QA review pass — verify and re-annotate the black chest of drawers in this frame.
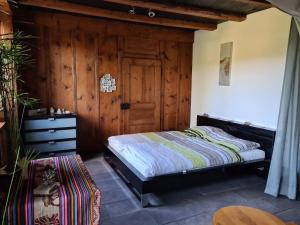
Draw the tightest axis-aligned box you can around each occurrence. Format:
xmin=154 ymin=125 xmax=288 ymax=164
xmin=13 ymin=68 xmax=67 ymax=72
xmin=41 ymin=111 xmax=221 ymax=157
xmin=23 ymin=114 xmax=77 ymax=157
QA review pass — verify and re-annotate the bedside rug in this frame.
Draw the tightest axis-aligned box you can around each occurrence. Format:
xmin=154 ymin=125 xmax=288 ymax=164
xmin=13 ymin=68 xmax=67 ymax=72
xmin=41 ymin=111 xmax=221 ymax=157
xmin=7 ymin=155 xmax=100 ymax=225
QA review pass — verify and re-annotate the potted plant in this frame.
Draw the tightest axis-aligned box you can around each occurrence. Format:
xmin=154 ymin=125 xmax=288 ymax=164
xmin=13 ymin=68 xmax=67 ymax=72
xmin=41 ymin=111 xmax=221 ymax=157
xmin=0 ymin=31 xmax=38 ymax=225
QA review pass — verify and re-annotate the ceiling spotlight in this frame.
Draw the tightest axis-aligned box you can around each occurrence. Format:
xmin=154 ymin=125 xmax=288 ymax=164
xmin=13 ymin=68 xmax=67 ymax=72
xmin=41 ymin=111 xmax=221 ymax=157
xmin=148 ymin=9 xmax=155 ymax=18
xmin=129 ymin=7 xmax=135 ymax=15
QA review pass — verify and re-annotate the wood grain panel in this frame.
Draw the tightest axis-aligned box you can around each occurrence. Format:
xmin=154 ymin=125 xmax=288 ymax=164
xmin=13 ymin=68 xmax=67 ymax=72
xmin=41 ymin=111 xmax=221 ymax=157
xmin=178 ymin=42 xmax=193 ymax=130
xmin=15 ymin=9 xmax=193 ymax=153
xmin=129 ymin=65 xmax=143 ymax=103
xmin=122 ymin=58 xmax=161 ymax=134
xmin=144 ymin=65 xmax=156 ymax=102
xmin=0 ymin=122 xmax=8 ymax=166
xmin=19 ymin=0 xmax=217 ymax=30
xmin=16 ymin=10 xmax=194 ymax=43
xmin=75 ymin=31 xmax=99 ymax=152
xmin=0 ymin=0 xmax=12 ymax=34
xmin=103 ymin=0 xmax=247 ymax=22
xmin=0 ymin=1 xmax=12 ymax=165
xmin=47 ymin=27 xmax=61 ymax=108
xmin=17 ymin=25 xmax=49 ymax=107
xmin=160 ymin=41 xmax=180 ymax=131
xmin=60 ymin=30 xmax=74 ymax=111
xmin=35 ymin=27 xmax=50 ymax=106
xmin=47 ymin=28 xmax=74 ymax=110
xmin=124 ymin=37 xmax=160 ymax=56
xmin=98 ymin=35 xmax=121 ymax=144
xmin=213 ymin=206 xmax=286 ymax=225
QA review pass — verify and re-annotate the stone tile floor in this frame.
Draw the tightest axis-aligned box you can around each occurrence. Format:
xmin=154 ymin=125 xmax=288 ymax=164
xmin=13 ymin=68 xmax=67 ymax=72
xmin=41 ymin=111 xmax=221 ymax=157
xmin=84 ymin=155 xmax=300 ymax=225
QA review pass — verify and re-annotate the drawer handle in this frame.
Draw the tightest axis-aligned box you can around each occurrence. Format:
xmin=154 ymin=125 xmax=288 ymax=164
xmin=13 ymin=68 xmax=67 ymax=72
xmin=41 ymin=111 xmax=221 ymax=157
xmin=48 ymin=118 xmax=55 ymax=121
xmin=48 ymin=141 xmax=56 ymax=145
xmin=48 ymin=129 xmax=55 ymax=133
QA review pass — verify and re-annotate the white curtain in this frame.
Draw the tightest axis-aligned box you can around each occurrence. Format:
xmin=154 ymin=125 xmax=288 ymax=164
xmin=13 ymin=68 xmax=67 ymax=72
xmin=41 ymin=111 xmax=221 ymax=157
xmin=296 ymin=18 xmax=300 ymax=33
xmin=264 ymin=19 xmax=300 ymax=200
xmin=265 ymin=0 xmax=300 ymax=199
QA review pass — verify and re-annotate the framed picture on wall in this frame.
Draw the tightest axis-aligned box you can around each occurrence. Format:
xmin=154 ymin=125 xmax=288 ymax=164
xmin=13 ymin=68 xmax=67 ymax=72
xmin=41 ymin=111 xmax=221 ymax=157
xmin=219 ymin=42 xmax=233 ymax=86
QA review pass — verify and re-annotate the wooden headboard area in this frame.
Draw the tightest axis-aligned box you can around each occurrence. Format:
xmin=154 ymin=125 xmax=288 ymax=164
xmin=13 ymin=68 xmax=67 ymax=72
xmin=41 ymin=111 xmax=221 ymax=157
xmin=197 ymin=115 xmax=276 ymax=160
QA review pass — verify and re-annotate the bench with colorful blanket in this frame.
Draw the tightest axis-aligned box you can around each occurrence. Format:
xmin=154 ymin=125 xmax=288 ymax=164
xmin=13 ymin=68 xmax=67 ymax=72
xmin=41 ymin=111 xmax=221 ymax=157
xmin=7 ymin=155 xmax=100 ymax=225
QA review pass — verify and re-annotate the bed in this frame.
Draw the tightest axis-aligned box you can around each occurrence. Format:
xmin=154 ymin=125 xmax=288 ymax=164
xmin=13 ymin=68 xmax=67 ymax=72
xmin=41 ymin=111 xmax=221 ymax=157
xmin=104 ymin=115 xmax=276 ymax=207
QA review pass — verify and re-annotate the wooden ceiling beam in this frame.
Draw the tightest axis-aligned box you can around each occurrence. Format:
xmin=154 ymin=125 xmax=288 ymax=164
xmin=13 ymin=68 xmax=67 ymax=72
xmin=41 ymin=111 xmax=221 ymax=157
xmin=17 ymin=0 xmax=217 ymax=30
xmin=103 ymin=0 xmax=246 ymax=22
xmin=232 ymin=0 xmax=272 ymax=7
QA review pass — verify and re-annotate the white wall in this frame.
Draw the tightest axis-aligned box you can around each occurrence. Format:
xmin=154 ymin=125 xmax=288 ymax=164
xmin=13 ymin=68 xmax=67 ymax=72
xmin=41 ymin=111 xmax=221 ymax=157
xmin=191 ymin=8 xmax=291 ymax=129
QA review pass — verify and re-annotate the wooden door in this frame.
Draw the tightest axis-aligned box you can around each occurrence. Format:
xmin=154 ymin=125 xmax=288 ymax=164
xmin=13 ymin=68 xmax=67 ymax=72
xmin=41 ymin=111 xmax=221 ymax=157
xmin=122 ymin=58 xmax=162 ymax=134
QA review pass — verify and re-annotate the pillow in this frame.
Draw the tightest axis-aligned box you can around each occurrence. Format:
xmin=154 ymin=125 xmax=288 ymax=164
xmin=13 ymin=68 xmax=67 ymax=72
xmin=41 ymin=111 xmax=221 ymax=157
xmin=184 ymin=126 xmax=260 ymax=152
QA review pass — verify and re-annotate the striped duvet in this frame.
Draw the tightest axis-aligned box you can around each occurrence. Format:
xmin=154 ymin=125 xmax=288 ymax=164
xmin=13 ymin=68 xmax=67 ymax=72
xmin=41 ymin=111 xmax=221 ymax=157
xmin=108 ymin=131 xmax=243 ymax=178
xmin=184 ymin=126 xmax=261 ymax=152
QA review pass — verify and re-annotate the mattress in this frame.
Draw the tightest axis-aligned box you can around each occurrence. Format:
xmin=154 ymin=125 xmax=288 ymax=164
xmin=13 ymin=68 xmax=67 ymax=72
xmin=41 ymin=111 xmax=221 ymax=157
xmin=108 ymin=131 xmax=265 ymax=178
xmin=240 ymin=149 xmax=265 ymax=161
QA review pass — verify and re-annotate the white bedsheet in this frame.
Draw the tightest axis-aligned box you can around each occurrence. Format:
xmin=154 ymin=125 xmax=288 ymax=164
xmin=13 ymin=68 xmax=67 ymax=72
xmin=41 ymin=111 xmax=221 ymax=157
xmin=239 ymin=149 xmax=265 ymax=161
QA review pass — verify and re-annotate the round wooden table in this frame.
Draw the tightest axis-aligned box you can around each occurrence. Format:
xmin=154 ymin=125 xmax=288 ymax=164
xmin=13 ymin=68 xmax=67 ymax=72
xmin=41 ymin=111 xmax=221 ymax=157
xmin=213 ymin=206 xmax=287 ymax=225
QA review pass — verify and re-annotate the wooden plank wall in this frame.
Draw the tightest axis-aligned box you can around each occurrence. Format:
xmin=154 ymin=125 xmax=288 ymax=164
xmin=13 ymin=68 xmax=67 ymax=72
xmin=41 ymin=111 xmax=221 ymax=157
xmin=14 ymin=10 xmax=193 ymax=153
xmin=0 ymin=0 xmax=12 ymax=35
xmin=0 ymin=0 xmax=12 ymax=165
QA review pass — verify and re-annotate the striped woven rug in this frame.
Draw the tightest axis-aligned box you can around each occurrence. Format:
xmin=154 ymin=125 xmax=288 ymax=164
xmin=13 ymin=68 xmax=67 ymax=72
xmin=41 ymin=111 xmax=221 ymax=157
xmin=7 ymin=155 xmax=100 ymax=225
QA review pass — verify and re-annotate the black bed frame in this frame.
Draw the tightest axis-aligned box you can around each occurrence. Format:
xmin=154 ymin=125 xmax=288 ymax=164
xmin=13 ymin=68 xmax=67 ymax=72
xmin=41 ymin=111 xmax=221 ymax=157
xmin=104 ymin=115 xmax=276 ymax=207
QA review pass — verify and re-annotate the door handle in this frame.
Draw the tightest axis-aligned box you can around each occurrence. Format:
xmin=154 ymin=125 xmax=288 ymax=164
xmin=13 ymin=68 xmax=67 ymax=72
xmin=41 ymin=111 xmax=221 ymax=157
xmin=121 ymin=103 xmax=130 ymax=110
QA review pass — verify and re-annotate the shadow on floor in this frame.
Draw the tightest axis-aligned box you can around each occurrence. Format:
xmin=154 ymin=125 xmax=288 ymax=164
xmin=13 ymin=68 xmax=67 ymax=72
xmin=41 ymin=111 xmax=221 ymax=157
xmin=84 ymin=155 xmax=300 ymax=225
